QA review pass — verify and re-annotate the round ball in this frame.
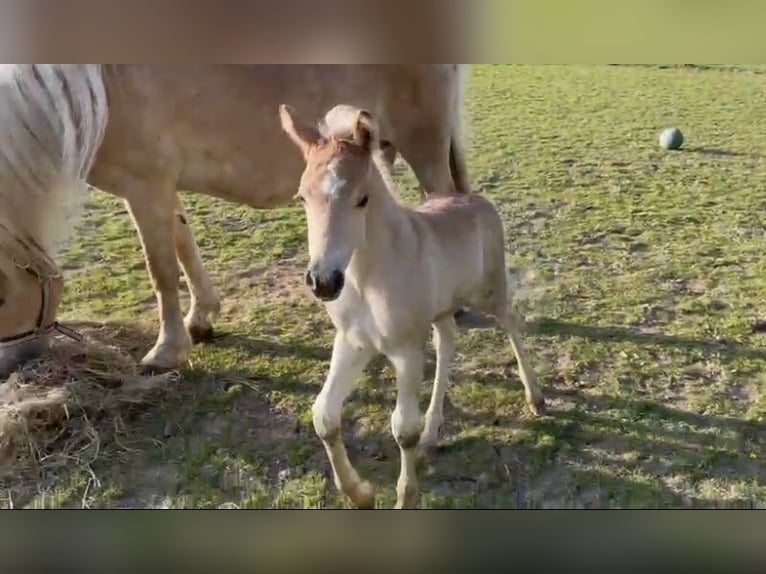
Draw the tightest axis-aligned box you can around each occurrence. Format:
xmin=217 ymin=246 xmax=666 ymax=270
xmin=659 ymin=128 xmax=684 ymax=150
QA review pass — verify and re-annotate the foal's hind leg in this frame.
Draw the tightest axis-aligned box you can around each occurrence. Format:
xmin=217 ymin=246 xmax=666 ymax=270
xmin=124 ymin=194 xmax=192 ymax=372
xmin=420 ymin=317 xmax=456 ymax=448
xmin=173 ymin=196 xmax=221 ymax=342
xmin=313 ymin=333 xmax=376 ymax=509
xmin=495 ymin=305 xmax=546 ymax=417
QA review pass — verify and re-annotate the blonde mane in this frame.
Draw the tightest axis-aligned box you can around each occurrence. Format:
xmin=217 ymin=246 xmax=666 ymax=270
xmin=320 ymin=104 xmax=400 ymax=200
xmin=0 ymin=65 xmax=108 ymax=284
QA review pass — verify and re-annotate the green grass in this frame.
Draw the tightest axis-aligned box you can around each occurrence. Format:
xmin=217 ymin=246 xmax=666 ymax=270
xmin=3 ymin=65 xmax=765 ymax=508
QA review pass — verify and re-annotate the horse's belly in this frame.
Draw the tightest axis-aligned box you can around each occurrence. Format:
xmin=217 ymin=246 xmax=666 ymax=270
xmin=178 ymin=146 xmax=303 ymax=209
xmin=163 ymin=65 xmax=393 ymax=207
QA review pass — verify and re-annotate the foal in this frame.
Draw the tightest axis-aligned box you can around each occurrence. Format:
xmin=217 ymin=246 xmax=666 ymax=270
xmin=280 ymin=104 xmax=546 ymax=509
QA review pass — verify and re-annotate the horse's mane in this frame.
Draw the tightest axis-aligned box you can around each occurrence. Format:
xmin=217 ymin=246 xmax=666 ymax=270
xmin=0 ymin=64 xmax=108 ymax=283
xmin=320 ymin=104 xmax=400 ymax=200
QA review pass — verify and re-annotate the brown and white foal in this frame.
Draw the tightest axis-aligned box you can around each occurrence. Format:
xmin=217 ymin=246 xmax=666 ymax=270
xmin=280 ymin=103 xmax=545 ymax=509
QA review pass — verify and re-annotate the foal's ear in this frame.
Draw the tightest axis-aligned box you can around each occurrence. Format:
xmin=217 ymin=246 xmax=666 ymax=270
xmin=354 ymin=109 xmax=378 ymax=152
xmin=279 ymin=104 xmax=322 ymax=159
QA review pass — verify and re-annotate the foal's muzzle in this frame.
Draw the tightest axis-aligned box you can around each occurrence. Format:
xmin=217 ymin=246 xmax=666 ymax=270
xmin=305 ymin=268 xmax=345 ymax=302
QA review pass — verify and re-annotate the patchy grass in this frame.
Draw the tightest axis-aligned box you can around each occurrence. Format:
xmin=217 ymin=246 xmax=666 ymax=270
xmin=2 ymin=65 xmax=765 ymax=508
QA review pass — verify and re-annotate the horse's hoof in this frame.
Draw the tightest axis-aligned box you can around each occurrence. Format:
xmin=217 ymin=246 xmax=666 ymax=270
xmin=139 ymin=363 xmax=175 ymax=377
xmin=139 ymin=350 xmax=183 ymax=376
xmin=188 ymin=324 xmax=215 ymax=344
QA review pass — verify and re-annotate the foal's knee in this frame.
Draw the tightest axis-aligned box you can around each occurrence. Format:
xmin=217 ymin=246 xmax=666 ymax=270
xmin=391 ymin=408 xmax=422 ymax=451
xmin=312 ymin=394 xmax=341 ymax=443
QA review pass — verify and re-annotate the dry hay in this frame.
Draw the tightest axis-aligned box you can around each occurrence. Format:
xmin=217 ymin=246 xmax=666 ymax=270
xmin=0 ymin=323 xmax=178 ymax=483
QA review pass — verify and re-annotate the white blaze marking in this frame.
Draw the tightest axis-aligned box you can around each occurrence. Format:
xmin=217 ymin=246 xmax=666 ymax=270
xmin=321 ymin=164 xmax=347 ymax=198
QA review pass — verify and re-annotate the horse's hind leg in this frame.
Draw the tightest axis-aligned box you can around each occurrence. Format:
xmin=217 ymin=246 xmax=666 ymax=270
xmin=173 ymin=196 xmax=221 ymax=342
xmin=379 ymin=140 xmax=398 ymax=167
xmin=420 ymin=316 xmax=456 ymax=448
xmin=394 ymin=123 xmax=452 ymax=201
xmin=124 ymin=191 xmax=192 ymax=372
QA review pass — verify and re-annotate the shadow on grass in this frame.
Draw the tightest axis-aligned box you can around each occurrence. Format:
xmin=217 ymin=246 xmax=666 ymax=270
xmin=607 ymin=64 xmax=766 ymax=76
xmin=203 ymin=317 xmax=764 ymax=508
xmin=531 ymin=318 xmax=766 ymax=362
xmin=438 ymin=381 xmax=763 ymax=508
xmin=6 ymin=318 xmax=761 ymax=508
xmin=683 ymin=146 xmax=753 ymax=158
xmin=209 ymin=330 xmax=332 ymax=362
xmin=1 ymin=319 xmax=322 ymax=507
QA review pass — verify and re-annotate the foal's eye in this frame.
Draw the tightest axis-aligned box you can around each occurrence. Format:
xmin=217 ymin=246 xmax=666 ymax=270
xmin=356 ymin=196 xmax=369 ymax=208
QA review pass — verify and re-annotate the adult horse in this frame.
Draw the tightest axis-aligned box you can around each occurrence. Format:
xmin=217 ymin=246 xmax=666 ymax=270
xmin=0 ymin=65 xmax=470 ymax=375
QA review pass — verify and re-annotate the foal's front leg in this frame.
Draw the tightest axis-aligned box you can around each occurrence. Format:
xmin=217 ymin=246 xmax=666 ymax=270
xmin=388 ymin=345 xmax=426 ymax=509
xmin=313 ymin=333 xmax=375 ymax=509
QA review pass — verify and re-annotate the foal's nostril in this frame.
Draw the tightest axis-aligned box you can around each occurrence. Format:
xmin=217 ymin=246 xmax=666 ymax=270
xmin=305 ymin=270 xmax=317 ymax=291
xmin=331 ymin=270 xmax=345 ymax=294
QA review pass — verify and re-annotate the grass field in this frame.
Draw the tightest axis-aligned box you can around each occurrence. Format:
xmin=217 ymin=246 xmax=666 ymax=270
xmin=2 ymin=64 xmax=765 ymax=508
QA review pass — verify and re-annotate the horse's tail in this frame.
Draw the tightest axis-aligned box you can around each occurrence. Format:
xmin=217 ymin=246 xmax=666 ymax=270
xmin=448 ymin=64 xmax=471 ymax=195
xmin=0 ymin=64 xmax=108 ymax=262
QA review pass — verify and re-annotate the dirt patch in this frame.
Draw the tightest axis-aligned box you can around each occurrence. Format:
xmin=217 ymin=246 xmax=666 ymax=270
xmin=224 ymin=259 xmax=311 ymax=318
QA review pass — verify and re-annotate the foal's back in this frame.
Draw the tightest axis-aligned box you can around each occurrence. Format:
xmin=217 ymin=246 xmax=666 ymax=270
xmin=409 ymin=192 xmax=507 ymax=312
xmin=415 ymin=192 xmax=505 ymax=259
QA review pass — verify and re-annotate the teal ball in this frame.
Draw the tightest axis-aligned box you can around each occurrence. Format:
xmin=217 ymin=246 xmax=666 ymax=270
xmin=659 ymin=128 xmax=684 ymax=150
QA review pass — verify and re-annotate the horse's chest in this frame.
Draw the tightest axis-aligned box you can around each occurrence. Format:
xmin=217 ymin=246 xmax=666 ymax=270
xmin=327 ymin=295 xmax=397 ymax=352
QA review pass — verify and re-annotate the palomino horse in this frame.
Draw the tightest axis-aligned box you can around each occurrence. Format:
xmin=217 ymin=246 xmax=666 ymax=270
xmin=279 ymin=103 xmax=546 ymax=509
xmin=0 ymin=65 xmax=470 ymax=376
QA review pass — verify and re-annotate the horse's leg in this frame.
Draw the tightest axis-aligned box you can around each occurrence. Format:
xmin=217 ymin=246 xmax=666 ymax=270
xmin=124 ymin=192 xmax=192 ymax=372
xmin=388 ymin=344 xmax=426 ymax=509
xmin=173 ymin=195 xmax=221 ymax=343
xmin=396 ymin=131 xmax=452 ymax=201
xmin=494 ymin=304 xmax=546 ymax=417
xmin=313 ymin=333 xmax=375 ymax=509
xmin=420 ymin=316 xmax=456 ymax=448
xmin=379 ymin=141 xmax=398 ymax=167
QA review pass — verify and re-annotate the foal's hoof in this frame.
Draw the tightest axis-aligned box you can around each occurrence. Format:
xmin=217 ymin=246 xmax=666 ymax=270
xmin=351 ymin=481 xmax=376 ymax=509
xmin=419 ymin=423 xmax=443 ymax=451
xmin=528 ymin=398 xmax=547 ymax=417
xmin=188 ymin=324 xmax=215 ymax=344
